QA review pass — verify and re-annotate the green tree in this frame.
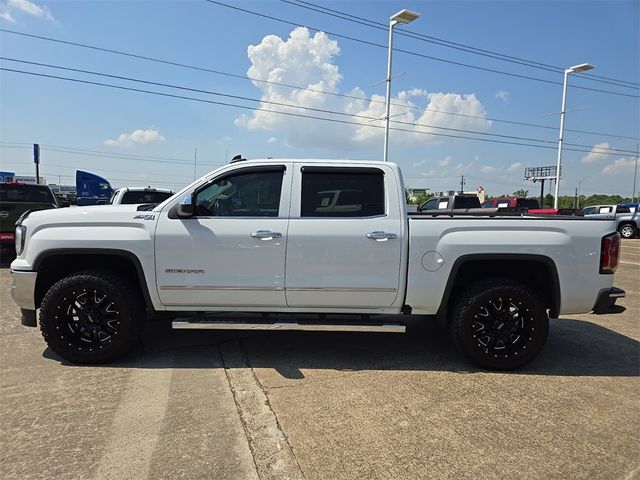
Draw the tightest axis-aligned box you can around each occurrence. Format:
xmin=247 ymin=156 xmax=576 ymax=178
xmin=512 ymin=189 xmax=529 ymax=197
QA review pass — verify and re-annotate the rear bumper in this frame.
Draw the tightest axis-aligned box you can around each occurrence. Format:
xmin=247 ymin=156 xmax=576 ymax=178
xmin=592 ymin=287 xmax=626 ymax=314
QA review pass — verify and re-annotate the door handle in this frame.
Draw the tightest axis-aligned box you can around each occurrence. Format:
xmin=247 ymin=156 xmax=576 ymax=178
xmin=366 ymin=231 xmax=397 ymax=241
xmin=251 ymin=230 xmax=283 ymax=240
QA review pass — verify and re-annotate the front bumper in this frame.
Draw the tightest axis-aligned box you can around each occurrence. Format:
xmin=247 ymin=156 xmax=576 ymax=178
xmin=11 ymin=270 xmax=37 ymax=326
xmin=592 ymin=287 xmax=626 ymax=314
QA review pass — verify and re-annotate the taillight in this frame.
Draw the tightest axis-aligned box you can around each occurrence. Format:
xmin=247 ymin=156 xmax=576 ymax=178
xmin=600 ymin=232 xmax=620 ymax=274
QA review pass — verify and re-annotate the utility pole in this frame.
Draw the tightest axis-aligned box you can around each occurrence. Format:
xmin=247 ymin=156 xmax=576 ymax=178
xmin=633 ymin=143 xmax=639 ymax=202
xmin=460 ymin=174 xmax=465 ymax=194
xmin=574 ymin=187 xmax=578 ymax=209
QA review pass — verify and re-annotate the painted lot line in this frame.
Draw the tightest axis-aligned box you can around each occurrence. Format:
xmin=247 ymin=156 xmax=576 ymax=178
xmin=620 ymin=261 xmax=640 ymax=266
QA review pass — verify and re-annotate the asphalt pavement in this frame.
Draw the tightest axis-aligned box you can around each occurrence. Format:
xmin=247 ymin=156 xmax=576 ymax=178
xmin=1 ymin=241 xmax=638 ymax=480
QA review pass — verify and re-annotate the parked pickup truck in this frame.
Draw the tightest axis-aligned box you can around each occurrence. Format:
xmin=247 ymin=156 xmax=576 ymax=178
xmin=107 ymin=187 xmax=174 ymax=205
xmin=418 ymin=194 xmax=480 ymax=212
xmin=482 ymin=197 xmax=582 ymax=216
xmin=10 ymin=160 xmax=625 ymax=370
xmin=1 ymin=182 xmax=63 ymax=253
xmin=583 ymin=204 xmax=639 ymax=239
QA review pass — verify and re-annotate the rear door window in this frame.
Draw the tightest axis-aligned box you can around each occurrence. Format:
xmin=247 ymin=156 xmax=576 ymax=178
xmin=301 ymin=168 xmax=384 ymax=217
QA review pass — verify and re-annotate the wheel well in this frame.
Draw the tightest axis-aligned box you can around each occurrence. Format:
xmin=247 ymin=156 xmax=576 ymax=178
xmin=34 ymin=252 xmax=152 ymax=311
xmin=441 ymin=257 xmax=560 ymax=318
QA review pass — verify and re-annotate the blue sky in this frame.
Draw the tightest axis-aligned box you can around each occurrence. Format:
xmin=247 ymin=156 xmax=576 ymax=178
xmin=0 ymin=0 xmax=638 ymax=198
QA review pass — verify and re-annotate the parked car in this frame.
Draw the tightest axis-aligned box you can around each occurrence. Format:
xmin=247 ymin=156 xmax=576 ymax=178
xmin=11 ymin=159 xmax=624 ymax=370
xmin=0 ymin=182 xmax=64 ymax=253
xmin=583 ymin=204 xmax=639 ymax=238
xmin=108 ymin=187 xmax=174 ymax=205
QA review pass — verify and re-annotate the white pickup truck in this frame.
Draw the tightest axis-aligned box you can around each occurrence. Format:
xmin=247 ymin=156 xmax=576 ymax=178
xmin=10 ymin=159 xmax=625 ymax=370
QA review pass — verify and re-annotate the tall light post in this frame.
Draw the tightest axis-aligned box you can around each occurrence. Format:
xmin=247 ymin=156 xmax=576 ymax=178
xmin=383 ymin=9 xmax=420 ymax=162
xmin=553 ymin=62 xmax=594 ymax=208
xmin=576 ymin=175 xmax=589 ymax=209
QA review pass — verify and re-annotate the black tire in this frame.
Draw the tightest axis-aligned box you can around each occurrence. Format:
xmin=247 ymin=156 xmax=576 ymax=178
xmin=619 ymin=223 xmax=637 ymax=239
xmin=450 ymin=278 xmax=549 ymax=370
xmin=39 ymin=270 xmax=145 ymax=364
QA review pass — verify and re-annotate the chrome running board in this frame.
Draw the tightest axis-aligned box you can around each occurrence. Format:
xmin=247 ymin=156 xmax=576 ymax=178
xmin=172 ymin=318 xmax=406 ymax=333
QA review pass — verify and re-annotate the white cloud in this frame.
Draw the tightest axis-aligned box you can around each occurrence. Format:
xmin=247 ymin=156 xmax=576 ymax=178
xmin=236 ymin=27 xmax=492 ymax=150
xmin=507 ymin=162 xmax=523 ymax=172
xmin=216 ymin=136 xmax=232 ymax=145
xmin=267 ymin=136 xmax=277 ymax=144
xmin=0 ymin=8 xmax=15 ymax=22
xmin=438 ymin=156 xmax=452 ymax=166
xmin=413 ymin=159 xmax=428 ymax=167
xmin=481 ymin=165 xmax=497 ymax=173
xmin=581 ymin=142 xmax=611 ymax=163
xmin=601 ymin=157 xmax=635 ymax=175
xmin=7 ymin=0 xmax=54 ymax=20
xmin=104 ymin=128 xmax=166 ymax=147
xmin=495 ymin=89 xmax=509 ymax=103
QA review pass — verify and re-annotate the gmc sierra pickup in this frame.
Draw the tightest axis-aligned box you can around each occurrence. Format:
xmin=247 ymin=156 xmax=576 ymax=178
xmin=10 ymin=160 xmax=625 ymax=370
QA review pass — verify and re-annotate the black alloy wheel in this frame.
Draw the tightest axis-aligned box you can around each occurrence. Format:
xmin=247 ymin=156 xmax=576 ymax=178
xmin=55 ymin=288 xmax=120 ymax=352
xmin=450 ymin=278 xmax=549 ymax=370
xmin=40 ymin=271 xmax=144 ymax=364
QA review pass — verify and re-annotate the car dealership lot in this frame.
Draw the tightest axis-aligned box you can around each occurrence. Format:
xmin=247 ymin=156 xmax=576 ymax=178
xmin=1 ymin=242 xmax=638 ymax=480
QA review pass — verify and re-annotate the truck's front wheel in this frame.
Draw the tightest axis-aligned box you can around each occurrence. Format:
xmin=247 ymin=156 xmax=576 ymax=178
xmin=39 ymin=271 xmax=144 ymax=364
xmin=450 ymin=278 xmax=549 ymax=370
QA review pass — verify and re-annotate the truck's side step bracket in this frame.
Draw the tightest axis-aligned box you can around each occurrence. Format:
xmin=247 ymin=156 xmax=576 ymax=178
xmin=172 ymin=319 xmax=406 ymax=333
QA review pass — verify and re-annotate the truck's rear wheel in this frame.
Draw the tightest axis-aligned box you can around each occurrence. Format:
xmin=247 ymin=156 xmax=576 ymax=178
xmin=40 ymin=271 xmax=144 ymax=364
xmin=450 ymin=278 xmax=548 ymax=370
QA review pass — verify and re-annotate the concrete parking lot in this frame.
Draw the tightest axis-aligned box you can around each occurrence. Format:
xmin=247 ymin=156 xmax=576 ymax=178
xmin=1 ymin=241 xmax=638 ymax=480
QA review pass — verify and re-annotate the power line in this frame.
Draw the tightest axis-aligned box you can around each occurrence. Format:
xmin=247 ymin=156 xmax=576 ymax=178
xmin=2 ymin=59 xmax=637 ymax=157
xmin=1 ymin=159 xmax=197 ymax=180
xmin=1 ymin=30 xmax=636 ymax=141
xmin=283 ymin=0 xmax=640 ymax=89
xmin=203 ymin=0 xmax=639 ymax=99
xmin=2 ymin=66 xmax=634 ymax=160
xmin=0 ymin=57 xmax=566 ymax=147
xmin=0 ymin=141 xmax=223 ymax=167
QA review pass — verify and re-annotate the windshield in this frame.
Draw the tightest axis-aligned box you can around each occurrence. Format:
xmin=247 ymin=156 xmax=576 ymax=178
xmin=0 ymin=184 xmax=56 ymax=204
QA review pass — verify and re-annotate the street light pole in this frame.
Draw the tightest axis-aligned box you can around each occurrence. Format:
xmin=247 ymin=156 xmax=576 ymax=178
xmin=576 ymin=176 xmax=589 ymax=209
xmin=553 ymin=63 xmax=594 ymax=209
xmin=383 ymin=9 xmax=419 ymax=163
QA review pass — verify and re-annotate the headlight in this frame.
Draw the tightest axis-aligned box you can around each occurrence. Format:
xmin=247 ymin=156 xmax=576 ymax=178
xmin=15 ymin=225 xmax=26 ymax=256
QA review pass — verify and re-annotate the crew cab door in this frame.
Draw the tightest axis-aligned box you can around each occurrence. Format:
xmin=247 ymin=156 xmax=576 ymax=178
xmin=155 ymin=164 xmax=291 ymax=308
xmin=285 ymin=165 xmax=404 ymax=309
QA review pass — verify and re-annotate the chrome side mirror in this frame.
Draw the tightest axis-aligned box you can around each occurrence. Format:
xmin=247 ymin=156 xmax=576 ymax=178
xmin=176 ymin=195 xmax=193 ymax=218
